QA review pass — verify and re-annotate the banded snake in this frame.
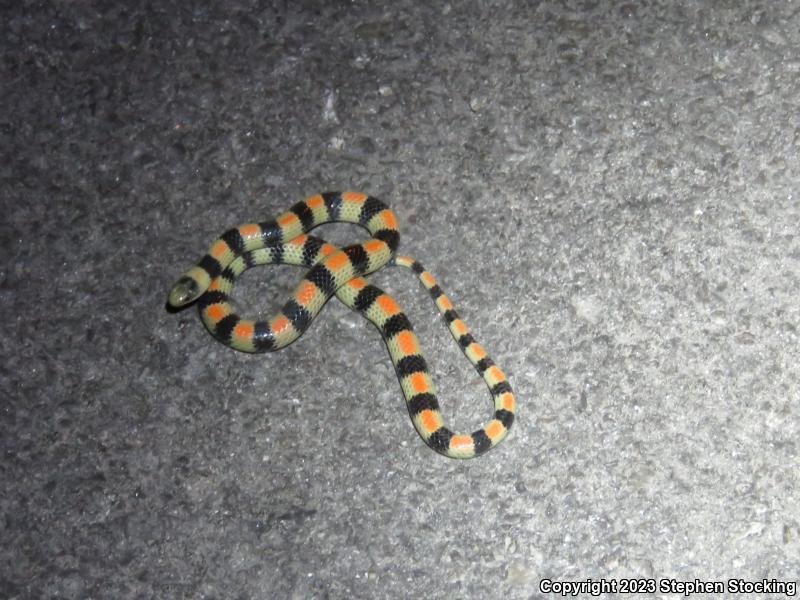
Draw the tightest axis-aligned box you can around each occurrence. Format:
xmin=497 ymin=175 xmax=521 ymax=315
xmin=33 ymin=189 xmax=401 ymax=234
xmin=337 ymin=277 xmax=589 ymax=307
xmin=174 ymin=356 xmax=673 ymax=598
xmin=167 ymin=191 xmax=515 ymax=458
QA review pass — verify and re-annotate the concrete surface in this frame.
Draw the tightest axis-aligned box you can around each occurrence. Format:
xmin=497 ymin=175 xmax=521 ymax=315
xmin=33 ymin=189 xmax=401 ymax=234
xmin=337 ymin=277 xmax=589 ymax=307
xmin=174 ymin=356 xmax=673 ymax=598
xmin=2 ymin=1 xmax=799 ymax=598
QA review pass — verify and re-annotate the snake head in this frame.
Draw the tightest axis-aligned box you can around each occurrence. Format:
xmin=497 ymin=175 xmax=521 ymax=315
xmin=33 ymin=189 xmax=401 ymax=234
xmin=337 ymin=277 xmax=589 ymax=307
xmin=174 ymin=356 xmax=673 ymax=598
xmin=167 ymin=276 xmax=199 ymax=309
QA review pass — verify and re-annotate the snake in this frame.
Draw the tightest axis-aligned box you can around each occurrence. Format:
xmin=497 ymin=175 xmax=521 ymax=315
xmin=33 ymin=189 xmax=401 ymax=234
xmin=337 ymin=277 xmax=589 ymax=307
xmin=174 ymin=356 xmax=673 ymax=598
xmin=167 ymin=191 xmax=515 ymax=458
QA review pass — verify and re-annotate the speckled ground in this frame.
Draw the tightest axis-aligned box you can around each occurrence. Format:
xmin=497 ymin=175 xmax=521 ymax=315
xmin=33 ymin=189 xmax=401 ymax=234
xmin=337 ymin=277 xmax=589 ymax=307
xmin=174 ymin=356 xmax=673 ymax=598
xmin=2 ymin=2 xmax=799 ymax=599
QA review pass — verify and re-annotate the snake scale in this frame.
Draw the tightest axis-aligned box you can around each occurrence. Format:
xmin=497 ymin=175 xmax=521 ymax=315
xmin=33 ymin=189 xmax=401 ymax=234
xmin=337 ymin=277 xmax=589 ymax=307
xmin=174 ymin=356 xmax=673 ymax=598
xmin=167 ymin=191 xmax=515 ymax=458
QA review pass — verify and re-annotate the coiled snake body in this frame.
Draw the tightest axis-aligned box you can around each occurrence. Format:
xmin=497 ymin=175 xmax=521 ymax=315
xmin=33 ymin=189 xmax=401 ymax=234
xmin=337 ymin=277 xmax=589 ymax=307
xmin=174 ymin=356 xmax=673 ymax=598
xmin=167 ymin=191 xmax=515 ymax=458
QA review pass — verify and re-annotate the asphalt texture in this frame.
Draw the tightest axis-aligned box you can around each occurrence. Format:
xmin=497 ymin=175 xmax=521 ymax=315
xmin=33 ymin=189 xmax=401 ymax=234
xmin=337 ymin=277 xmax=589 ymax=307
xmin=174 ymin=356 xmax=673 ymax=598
xmin=2 ymin=2 xmax=799 ymax=599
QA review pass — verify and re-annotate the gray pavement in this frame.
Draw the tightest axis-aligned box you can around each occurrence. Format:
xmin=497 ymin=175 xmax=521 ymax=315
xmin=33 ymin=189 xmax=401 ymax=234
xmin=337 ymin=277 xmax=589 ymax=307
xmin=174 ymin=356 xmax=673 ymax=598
xmin=2 ymin=2 xmax=799 ymax=598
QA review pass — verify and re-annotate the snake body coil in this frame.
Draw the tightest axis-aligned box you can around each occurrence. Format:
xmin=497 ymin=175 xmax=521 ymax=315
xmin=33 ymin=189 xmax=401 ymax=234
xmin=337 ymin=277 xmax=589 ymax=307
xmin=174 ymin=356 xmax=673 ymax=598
xmin=167 ymin=191 xmax=515 ymax=458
